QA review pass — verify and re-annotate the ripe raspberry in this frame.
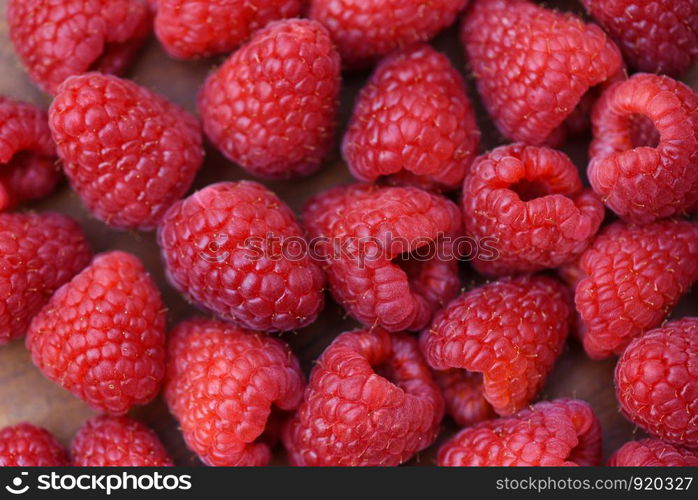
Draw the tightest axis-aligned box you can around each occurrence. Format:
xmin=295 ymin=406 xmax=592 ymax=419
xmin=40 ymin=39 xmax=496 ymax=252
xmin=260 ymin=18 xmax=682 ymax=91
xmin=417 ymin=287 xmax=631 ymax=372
xmin=615 ymin=318 xmax=698 ymax=448
xmin=0 ymin=423 xmax=68 ymax=466
xmin=26 ymin=251 xmax=166 ymax=414
xmin=609 ymin=438 xmax=698 ymax=466
xmin=582 ymin=0 xmax=698 ymax=76
xmin=574 ymin=220 xmax=698 ymax=359
xmin=158 ymin=181 xmax=325 ymax=332
xmin=438 ymin=399 xmax=602 ymax=466
xmin=462 ymin=144 xmax=605 ymax=276
xmin=71 ymin=415 xmax=172 ymax=466
xmin=309 ymin=0 xmax=468 ymax=68
xmin=588 ymin=73 xmax=698 ymax=223
xmin=0 ymin=212 xmax=91 ymax=345
xmin=461 ymin=0 xmax=622 ymax=145
xmin=49 ymin=73 xmax=204 ymax=230
xmin=7 ymin=0 xmax=151 ymax=95
xmin=302 ymin=183 xmax=461 ymax=332
xmin=155 ymin=0 xmax=303 ymax=59
xmin=165 ymin=318 xmax=304 ymax=466
xmin=0 ymin=97 xmax=60 ymax=210
xmin=198 ymin=19 xmax=341 ymax=179
xmin=283 ymin=327 xmax=444 ymax=466
xmin=421 ymin=275 xmax=572 ymax=416
xmin=343 ymin=44 xmax=480 ymax=190
xmin=432 ymin=369 xmax=494 ymax=427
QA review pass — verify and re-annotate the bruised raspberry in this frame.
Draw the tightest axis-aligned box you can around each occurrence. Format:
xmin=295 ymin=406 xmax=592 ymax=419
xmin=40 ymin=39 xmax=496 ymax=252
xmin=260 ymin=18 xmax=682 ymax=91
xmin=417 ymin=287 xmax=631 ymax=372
xmin=0 ymin=423 xmax=68 ymax=466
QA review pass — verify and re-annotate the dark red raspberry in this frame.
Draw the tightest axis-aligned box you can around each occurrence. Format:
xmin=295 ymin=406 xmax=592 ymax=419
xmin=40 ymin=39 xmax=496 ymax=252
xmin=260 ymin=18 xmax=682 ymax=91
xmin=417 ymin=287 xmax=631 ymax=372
xmin=582 ymin=0 xmax=698 ymax=76
xmin=158 ymin=181 xmax=326 ymax=332
xmin=26 ymin=251 xmax=166 ymax=415
xmin=49 ymin=73 xmax=204 ymax=230
xmin=165 ymin=318 xmax=304 ymax=466
xmin=609 ymin=438 xmax=698 ymax=466
xmin=574 ymin=220 xmax=698 ymax=359
xmin=343 ymin=44 xmax=480 ymax=190
xmin=588 ymin=73 xmax=698 ymax=223
xmin=433 ymin=369 xmax=494 ymax=428
xmin=198 ymin=19 xmax=341 ymax=179
xmin=461 ymin=0 xmax=622 ymax=145
xmin=0 ymin=423 xmax=68 ymax=466
xmin=0 ymin=212 xmax=91 ymax=345
xmin=283 ymin=327 xmax=444 ymax=466
xmin=71 ymin=415 xmax=172 ymax=466
xmin=302 ymin=183 xmax=461 ymax=332
xmin=7 ymin=0 xmax=151 ymax=95
xmin=438 ymin=399 xmax=602 ymax=466
xmin=155 ymin=0 xmax=303 ymax=59
xmin=0 ymin=97 xmax=60 ymax=210
xmin=309 ymin=0 xmax=468 ymax=68
xmin=615 ymin=317 xmax=698 ymax=448
xmin=421 ymin=275 xmax=572 ymax=416
xmin=462 ymin=144 xmax=605 ymax=276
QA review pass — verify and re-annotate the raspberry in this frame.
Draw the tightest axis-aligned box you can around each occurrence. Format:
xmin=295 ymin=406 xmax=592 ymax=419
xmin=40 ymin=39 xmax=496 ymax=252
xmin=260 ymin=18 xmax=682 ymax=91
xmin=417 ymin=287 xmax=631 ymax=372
xmin=198 ymin=19 xmax=341 ymax=179
xmin=615 ymin=317 xmax=698 ymax=448
xmin=574 ymin=220 xmax=698 ymax=359
xmin=49 ymin=73 xmax=204 ymax=230
xmin=421 ymin=275 xmax=572 ymax=416
xmin=0 ymin=423 xmax=68 ymax=466
xmin=155 ymin=0 xmax=303 ymax=59
xmin=283 ymin=327 xmax=444 ymax=466
xmin=588 ymin=74 xmax=698 ymax=223
xmin=0 ymin=212 xmax=91 ymax=345
xmin=342 ymin=44 xmax=480 ymax=190
xmin=158 ymin=181 xmax=326 ymax=332
xmin=0 ymin=97 xmax=60 ymax=210
xmin=432 ymin=369 xmax=494 ymax=427
xmin=462 ymin=144 xmax=605 ymax=276
xmin=26 ymin=251 xmax=166 ymax=414
xmin=7 ymin=0 xmax=151 ymax=95
xmin=165 ymin=318 xmax=304 ymax=466
xmin=71 ymin=415 xmax=173 ymax=466
xmin=582 ymin=0 xmax=698 ymax=76
xmin=302 ymin=183 xmax=461 ymax=332
xmin=609 ymin=439 xmax=698 ymax=466
xmin=309 ymin=0 xmax=468 ymax=68
xmin=438 ymin=399 xmax=602 ymax=466
xmin=461 ymin=0 xmax=622 ymax=145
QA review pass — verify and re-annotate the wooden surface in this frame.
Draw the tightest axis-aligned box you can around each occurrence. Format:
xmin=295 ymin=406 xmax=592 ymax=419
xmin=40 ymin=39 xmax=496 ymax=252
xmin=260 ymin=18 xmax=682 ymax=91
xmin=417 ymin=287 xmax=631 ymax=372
xmin=0 ymin=0 xmax=696 ymax=466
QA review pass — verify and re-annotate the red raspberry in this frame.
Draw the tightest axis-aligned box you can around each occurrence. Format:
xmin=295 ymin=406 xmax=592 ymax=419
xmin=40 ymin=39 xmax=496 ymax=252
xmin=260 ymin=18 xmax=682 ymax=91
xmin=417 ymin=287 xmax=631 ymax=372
xmin=588 ymin=73 xmax=698 ymax=223
xmin=574 ymin=220 xmax=698 ymax=359
xmin=615 ymin=317 xmax=698 ymax=448
xmin=0 ymin=212 xmax=91 ymax=345
xmin=198 ymin=19 xmax=341 ymax=179
xmin=0 ymin=423 xmax=68 ymax=466
xmin=343 ymin=44 xmax=480 ymax=190
xmin=461 ymin=0 xmax=622 ymax=146
xmin=155 ymin=0 xmax=303 ymax=59
xmin=462 ymin=144 xmax=605 ymax=276
xmin=582 ymin=0 xmax=698 ymax=76
xmin=609 ymin=438 xmax=698 ymax=466
xmin=71 ymin=415 xmax=172 ymax=466
xmin=49 ymin=73 xmax=204 ymax=230
xmin=165 ymin=318 xmax=304 ymax=466
xmin=283 ymin=327 xmax=444 ymax=466
xmin=309 ymin=0 xmax=468 ymax=68
xmin=438 ymin=399 xmax=602 ymax=466
xmin=0 ymin=97 xmax=60 ymax=210
xmin=302 ymin=183 xmax=461 ymax=332
xmin=7 ymin=0 xmax=151 ymax=95
xmin=158 ymin=181 xmax=326 ymax=332
xmin=433 ymin=369 xmax=494 ymax=427
xmin=421 ymin=275 xmax=572 ymax=416
xmin=26 ymin=251 xmax=166 ymax=414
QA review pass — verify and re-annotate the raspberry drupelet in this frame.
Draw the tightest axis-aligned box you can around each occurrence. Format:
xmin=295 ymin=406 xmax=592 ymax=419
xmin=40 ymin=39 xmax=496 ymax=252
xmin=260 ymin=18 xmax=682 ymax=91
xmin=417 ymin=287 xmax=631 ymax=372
xmin=0 ymin=423 xmax=69 ymax=466
xmin=432 ymin=369 xmax=494 ymax=428
xmin=609 ymin=438 xmax=698 ymax=467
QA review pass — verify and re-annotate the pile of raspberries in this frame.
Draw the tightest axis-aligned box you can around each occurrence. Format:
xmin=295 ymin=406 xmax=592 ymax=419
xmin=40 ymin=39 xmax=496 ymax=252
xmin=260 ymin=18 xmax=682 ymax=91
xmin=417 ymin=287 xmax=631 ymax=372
xmin=1 ymin=0 xmax=697 ymax=467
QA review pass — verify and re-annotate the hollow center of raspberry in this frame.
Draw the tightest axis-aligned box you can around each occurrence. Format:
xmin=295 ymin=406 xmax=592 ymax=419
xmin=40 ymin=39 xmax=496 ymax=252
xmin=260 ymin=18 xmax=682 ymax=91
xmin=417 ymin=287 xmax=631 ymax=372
xmin=629 ymin=114 xmax=660 ymax=149
xmin=510 ymin=179 xmax=551 ymax=201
